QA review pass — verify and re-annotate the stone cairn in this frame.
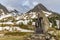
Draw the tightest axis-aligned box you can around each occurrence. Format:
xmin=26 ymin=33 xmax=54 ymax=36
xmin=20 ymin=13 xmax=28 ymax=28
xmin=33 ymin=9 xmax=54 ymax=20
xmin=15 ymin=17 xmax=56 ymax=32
xmin=24 ymin=14 xmax=57 ymax=40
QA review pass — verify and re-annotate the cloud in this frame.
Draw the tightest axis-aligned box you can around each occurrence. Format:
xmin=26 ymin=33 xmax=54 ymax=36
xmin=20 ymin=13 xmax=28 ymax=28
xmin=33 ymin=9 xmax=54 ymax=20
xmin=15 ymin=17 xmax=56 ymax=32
xmin=0 ymin=0 xmax=60 ymax=13
xmin=22 ymin=0 xmax=30 ymax=6
xmin=33 ymin=1 xmax=38 ymax=6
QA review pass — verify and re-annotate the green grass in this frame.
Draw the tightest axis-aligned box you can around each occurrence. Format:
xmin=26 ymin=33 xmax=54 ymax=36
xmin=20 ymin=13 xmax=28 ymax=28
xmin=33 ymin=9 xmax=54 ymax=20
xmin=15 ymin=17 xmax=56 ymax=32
xmin=0 ymin=32 xmax=33 ymax=40
xmin=0 ymin=36 xmax=24 ymax=40
xmin=5 ymin=32 xmax=32 ymax=36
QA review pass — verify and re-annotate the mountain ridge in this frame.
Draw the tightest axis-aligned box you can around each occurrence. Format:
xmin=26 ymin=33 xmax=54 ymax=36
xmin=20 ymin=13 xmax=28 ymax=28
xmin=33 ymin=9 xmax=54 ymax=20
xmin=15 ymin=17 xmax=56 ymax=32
xmin=27 ymin=3 xmax=49 ymax=13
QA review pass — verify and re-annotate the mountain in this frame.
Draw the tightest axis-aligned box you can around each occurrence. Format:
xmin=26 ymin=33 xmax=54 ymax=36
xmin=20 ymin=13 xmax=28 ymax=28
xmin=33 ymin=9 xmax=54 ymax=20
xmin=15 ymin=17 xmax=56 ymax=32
xmin=26 ymin=3 xmax=60 ymax=17
xmin=23 ymin=3 xmax=52 ymax=20
xmin=0 ymin=4 xmax=9 ymax=14
xmin=0 ymin=3 xmax=59 ymax=24
xmin=0 ymin=3 xmax=60 ymax=32
xmin=0 ymin=4 xmax=20 ymax=16
xmin=25 ymin=3 xmax=53 ymax=17
xmin=22 ymin=3 xmax=60 ymax=32
xmin=27 ymin=3 xmax=49 ymax=13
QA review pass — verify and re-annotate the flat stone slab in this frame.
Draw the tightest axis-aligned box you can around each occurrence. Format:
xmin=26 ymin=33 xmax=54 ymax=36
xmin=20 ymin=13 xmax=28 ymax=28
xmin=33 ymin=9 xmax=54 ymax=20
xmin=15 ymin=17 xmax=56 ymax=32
xmin=24 ymin=33 xmax=57 ymax=40
xmin=24 ymin=34 xmax=46 ymax=40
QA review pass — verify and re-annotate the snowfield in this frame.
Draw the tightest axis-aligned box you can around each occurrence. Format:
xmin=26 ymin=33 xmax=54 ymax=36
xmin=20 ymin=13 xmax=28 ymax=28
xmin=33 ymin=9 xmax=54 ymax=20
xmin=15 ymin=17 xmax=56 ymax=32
xmin=0 ymin=26 xmax=34 ymax=32
xmin=0 ymin=14 xmax=12 ymax=20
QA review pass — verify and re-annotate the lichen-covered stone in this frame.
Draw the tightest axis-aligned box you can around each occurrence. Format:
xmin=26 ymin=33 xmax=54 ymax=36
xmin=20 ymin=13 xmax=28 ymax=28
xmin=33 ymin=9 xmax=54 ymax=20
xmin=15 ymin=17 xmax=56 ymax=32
xmin=24 ymin=34 xmax=46 ymax=40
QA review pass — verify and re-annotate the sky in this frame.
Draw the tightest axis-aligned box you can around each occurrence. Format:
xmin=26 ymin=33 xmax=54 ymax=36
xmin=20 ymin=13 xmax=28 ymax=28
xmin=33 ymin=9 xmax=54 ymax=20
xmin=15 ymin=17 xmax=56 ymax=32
xmin=0 ymin=0 xmax=60 ymax=13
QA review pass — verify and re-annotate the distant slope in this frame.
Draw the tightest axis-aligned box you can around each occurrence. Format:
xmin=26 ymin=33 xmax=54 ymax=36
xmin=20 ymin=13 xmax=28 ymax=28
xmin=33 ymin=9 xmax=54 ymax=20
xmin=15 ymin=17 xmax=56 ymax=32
xmin=0 ymin=4 xmax=9 ymax=14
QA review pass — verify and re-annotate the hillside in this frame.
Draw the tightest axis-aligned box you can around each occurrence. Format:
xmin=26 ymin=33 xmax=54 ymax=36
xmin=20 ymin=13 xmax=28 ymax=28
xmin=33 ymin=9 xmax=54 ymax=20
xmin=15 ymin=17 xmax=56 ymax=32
xmin=0 ymin=3 xmax=60 ymax=33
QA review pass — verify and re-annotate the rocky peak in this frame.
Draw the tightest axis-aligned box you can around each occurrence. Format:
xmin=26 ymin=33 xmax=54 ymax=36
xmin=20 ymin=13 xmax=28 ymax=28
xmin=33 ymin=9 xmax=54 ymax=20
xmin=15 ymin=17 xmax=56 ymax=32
xmin=27 ymin=3 xmax=49 ymax=13
xmin=0 ymin=4 xmax=9 ymax=14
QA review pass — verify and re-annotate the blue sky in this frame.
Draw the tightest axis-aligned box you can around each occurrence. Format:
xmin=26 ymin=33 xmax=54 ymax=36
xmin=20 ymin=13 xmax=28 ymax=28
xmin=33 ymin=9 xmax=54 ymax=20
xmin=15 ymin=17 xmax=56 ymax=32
xmin=0 ymin=0 xmax=60 ymax=13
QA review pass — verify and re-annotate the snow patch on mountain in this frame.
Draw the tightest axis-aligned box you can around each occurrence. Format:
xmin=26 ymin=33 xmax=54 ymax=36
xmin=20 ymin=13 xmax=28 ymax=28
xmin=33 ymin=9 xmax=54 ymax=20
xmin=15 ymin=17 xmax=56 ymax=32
xmin=0 ymin=14 xmax=12 ymax=20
